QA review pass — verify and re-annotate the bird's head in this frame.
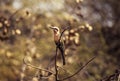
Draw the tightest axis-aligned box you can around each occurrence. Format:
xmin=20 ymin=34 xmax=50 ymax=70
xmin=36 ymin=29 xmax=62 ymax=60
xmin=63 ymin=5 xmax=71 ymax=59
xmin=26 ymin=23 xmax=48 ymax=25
xmin=50 ymin=26 xmax=60 ymax=34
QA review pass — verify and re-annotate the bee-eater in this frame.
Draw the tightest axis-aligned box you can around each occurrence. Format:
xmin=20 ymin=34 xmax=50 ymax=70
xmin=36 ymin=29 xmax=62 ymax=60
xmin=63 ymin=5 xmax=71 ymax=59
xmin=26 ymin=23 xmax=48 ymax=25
xmin=50 ymin=26 xmax=66 ymax=65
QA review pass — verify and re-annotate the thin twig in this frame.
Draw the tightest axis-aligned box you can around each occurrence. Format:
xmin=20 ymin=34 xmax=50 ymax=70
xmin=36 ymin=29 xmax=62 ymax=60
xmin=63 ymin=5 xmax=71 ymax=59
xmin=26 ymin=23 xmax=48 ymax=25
xmin=55 ymin=47 xmax=58 ymax=81
xmin=59 ymin=27 xmax=69 ymax=42
xmin=23 ymin=56 xmax=55 ymax=75
xmin=57 ymin=66 xmax=68 ymax=73
xmin=8 ymin=8 xmax=23 ymax=20
xmin=59 ymin=56 xmax=96 ymax=81
xmin=99 ymin=69 xmax=120 ymax=81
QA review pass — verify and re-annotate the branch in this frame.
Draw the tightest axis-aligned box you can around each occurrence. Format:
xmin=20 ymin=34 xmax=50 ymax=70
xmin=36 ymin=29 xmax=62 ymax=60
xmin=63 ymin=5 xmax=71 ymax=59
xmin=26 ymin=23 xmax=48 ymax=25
xmin=59 ymin=56 xmax=96 ymax=81
xmin=57 ymin=66 xmax=68 ymax=73
xmin=8 ymin=8 xmax=23 ymax=20
xmin=55 ymin=47 xmax=59 ymax=81
xmin=99 ymin=69 xmax=120 ymax=81
xmin=23 ymin=56 xmax=55 ymax=75
xmin=59 ymin=27 xmax=70 ymax=42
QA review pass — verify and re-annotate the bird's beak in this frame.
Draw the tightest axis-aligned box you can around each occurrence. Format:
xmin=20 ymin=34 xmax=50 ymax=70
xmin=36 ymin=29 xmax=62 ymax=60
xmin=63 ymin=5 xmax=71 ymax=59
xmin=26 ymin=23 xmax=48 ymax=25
xmin=49 ymin=26 xmax=54 ymax=29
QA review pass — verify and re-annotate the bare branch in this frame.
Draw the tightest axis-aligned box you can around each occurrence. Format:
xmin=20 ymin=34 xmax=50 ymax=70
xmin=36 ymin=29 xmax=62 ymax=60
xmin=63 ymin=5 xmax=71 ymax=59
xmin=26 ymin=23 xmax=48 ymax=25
xmin=55 ymin=47 xmax=59 ymax=81
xmin=23 ymin=56 xmax=55 ymax=75
xmin=8 ymin=8 xmax=23 ymax=20
xmin=57 ymin=66 xmax=68 ymax=73
xmin=59 ymin=56 xmax=96 ymax=81
xmin=58 ymin=27 xmax=70 ymax=43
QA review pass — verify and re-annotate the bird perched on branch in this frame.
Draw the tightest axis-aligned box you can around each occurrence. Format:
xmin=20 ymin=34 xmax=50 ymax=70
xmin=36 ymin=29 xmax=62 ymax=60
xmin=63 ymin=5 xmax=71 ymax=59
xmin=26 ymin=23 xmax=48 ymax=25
xmin=50 ymin=26 xmax=66 ymax=65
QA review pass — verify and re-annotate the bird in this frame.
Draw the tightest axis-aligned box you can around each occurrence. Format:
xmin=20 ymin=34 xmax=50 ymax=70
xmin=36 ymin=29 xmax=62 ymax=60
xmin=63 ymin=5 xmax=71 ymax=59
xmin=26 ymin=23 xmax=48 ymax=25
xmin=50 ymin=26 xmax=66 ymax=65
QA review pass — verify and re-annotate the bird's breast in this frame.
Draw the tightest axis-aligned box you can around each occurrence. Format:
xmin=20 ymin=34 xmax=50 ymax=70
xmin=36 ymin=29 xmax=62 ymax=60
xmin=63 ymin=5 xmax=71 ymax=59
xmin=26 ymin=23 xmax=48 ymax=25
xmin=54 ymin=35 xmax=59 ymax=42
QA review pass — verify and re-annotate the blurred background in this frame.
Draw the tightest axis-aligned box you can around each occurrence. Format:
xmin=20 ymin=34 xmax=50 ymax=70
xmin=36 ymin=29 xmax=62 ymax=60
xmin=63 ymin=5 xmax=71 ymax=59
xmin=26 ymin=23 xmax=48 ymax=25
xmin=0 ymin=0 xmax=120 ymax=81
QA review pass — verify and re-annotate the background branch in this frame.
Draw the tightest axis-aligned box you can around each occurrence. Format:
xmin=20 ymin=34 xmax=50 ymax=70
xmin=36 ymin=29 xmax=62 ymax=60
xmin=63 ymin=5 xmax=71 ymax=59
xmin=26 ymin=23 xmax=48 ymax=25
xmin=23 ymin=56 xmax=55 ymax=75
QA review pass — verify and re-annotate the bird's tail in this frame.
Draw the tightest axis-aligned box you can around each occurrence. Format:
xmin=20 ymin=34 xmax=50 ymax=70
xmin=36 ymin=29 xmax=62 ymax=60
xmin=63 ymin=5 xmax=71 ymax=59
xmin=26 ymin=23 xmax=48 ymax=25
xmin=59 ymin=46 xmax=66 ymax=65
